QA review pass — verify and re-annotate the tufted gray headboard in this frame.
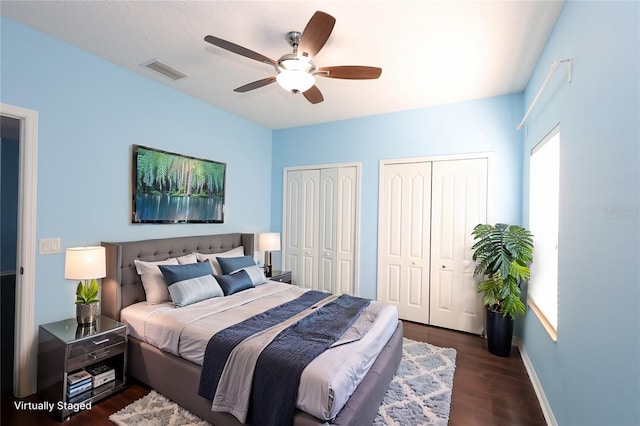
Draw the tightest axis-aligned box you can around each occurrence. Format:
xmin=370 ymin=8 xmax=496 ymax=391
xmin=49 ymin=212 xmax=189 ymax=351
xmin=101 ymin=233 xmax=254 ymax=320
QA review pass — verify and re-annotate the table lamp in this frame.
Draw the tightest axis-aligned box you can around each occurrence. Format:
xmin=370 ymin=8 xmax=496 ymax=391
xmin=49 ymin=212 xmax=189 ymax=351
xmin=65 ymin=246 xmax=106 ymax=326
xmin=259 ymin=233 xmax=281 ymax=277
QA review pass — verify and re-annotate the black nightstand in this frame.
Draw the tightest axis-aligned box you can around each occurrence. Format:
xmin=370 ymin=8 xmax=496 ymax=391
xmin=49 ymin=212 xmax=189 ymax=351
xmin=267 ymin=270 xmax=292 ymax=284
xmin=37 ymin=315 xmax=127 ymax=420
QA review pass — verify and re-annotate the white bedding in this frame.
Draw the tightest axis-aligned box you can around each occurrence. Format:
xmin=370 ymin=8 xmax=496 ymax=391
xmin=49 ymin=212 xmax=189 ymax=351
xmin=120 ymin=281 xmax=398 ymax=421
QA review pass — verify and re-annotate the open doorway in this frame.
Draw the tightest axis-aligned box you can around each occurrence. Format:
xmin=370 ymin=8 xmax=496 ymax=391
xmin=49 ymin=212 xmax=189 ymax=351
xmin=1 ymin=115 xmax=20 ymax=398
xmin=0 ymin=103 xmax=38 ymax=399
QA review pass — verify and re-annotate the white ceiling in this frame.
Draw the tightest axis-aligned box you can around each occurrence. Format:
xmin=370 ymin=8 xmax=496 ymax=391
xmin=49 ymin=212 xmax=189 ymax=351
xmin=1 ymin=1 xmax=564 ymax=130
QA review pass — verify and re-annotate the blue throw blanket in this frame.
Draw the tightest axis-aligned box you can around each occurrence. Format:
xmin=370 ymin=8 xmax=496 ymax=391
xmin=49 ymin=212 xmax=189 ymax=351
xmin=198 ymin=290 xmax=328 ymax=400
xmin=198 ymin=291 xmax=370 ymax=426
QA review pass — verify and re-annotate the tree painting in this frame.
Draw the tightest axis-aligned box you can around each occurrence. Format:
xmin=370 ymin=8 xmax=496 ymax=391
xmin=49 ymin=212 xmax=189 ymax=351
xmin=133 ymin=145 xmax=226 ymax=223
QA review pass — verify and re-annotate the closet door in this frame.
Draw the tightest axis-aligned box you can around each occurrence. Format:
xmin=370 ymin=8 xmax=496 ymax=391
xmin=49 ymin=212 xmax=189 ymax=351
xmin=285 ymin=170 xmax=302 ymax=284
xmin=429 ymin=158 xmax=487 ymax=334
xmin=318 ymin=168 xmax=337 ymax=293
xmin=285 ymin=165 xmax=359 ymax=293
xmin=378 ymin=162 xmax=432 ymax=323
xmin=335 ymin=167 xmax=357 ymax=295
xmin=285 ymin=169 xmax=320 ymax=289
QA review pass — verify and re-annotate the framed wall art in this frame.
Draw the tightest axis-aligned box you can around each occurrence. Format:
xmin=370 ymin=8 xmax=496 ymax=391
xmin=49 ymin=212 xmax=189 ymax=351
xmin=132 ymin=145 xmax=226 ymax=223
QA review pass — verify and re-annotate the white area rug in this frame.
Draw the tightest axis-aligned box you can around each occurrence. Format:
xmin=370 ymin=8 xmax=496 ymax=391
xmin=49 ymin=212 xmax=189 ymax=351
xmin=373 ymin=338 xmax=457 ymax=426
xmin=109 ymin=338 xmax=456 ymax=426
xmin=109 ymin=390 xmax=209 ymax=426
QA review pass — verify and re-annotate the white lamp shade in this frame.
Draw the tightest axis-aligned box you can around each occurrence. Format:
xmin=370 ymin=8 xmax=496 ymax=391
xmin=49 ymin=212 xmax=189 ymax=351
xmin=259 ymin=233 xmax=281 ymax=251
xmin=64 ymin=246 xmax=106 ymax=280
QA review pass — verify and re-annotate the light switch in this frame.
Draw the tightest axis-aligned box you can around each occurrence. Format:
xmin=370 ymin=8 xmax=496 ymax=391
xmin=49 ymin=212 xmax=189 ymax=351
xmin=39 ymin=238 xmax=61 ymax=255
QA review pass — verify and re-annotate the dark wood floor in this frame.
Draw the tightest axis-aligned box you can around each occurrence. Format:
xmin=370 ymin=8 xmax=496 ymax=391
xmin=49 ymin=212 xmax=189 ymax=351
xmin=402 ymin=321 xmax=546 ymax=426
xmin=1 ymin=321 xmax=546 ymax=425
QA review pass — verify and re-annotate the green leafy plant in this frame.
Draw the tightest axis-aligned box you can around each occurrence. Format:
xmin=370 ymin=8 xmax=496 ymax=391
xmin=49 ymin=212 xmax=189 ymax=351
xmin=75 ymin=279 xmax=100 ymax=304
xmin=471 ymin=223 xmax=534 ymax=320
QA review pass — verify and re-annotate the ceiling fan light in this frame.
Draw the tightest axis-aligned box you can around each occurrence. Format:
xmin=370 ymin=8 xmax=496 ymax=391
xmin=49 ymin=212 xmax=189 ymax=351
xmin=276 ymin=69 xmax=315 ymax=93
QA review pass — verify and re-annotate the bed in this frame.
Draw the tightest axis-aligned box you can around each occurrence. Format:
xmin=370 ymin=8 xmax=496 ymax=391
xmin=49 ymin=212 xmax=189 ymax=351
xmin=101 ymin=233 xmax=402 ymax=426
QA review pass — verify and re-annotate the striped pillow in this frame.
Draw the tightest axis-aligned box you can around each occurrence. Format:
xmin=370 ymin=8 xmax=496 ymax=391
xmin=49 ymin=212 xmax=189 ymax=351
xmin=159 ymin=261 xmax=223 ymax=307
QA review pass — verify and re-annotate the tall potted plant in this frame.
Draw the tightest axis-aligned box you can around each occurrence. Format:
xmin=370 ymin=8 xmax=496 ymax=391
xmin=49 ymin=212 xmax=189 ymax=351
xmin=471 ymin=223 xmax=533 ymax=357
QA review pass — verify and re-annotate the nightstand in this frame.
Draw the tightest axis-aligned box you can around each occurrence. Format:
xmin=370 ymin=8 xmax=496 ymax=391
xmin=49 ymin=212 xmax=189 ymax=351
xmin=268 ymin=270 xmax=292 ymax=284
xmin=37 ymin=315 xmax=127 ymax=420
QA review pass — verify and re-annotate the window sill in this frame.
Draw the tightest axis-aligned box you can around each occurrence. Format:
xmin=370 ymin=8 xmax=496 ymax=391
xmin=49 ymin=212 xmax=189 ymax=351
xmin=528 ymin=300 xmax=558 ymax=342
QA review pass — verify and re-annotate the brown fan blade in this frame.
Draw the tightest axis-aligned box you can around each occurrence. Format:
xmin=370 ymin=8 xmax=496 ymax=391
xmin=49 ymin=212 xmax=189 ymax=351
xmin=317 ymin=66 xmax=382 ymax=80
xmin=303 ymin=85 xmax=324 ymax=104
xmin=204 ymin=35 xmax=276 ymax=66
xmin=234 ymin=76 xmax=277 ymax=93
xmin=298 ymin=11 xmax=336 ymax=58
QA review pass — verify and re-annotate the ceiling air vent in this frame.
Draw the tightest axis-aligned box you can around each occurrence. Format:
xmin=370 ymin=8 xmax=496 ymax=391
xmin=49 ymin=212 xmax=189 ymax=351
xmin=142 ymin=60 xmax=187 ymax=81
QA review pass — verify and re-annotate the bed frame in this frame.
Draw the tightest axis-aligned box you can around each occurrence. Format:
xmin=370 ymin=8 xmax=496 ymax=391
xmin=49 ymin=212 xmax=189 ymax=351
xmin=101 ymin=233 xmax=402 ymax=426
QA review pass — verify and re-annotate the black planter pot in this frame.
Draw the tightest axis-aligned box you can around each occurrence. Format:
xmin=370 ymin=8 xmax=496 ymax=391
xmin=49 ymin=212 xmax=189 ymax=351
xmin=486 ymin=309 xmax=514 ymax=357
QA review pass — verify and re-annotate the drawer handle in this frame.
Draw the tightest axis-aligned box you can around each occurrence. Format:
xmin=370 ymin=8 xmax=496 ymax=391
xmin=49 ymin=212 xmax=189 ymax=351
xmin=92 ymin=338 xmax=110 ymax=345
xmin=90 ymin=350 xmax=110 ymax=360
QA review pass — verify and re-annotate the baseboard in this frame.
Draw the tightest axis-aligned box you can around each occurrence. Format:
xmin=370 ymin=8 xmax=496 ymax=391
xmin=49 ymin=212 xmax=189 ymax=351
xmin=517 ymin=340 xmax=558 ymax=426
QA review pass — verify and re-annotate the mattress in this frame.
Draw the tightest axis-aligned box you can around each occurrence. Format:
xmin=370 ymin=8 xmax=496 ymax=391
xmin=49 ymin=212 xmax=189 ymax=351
xmin=120 ymin=281 xmax=398 ymax=421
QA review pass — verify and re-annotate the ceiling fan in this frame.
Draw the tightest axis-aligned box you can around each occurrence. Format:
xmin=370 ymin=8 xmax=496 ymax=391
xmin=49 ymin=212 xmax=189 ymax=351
xmin=204 ymin=11 xmax=382 ymax=104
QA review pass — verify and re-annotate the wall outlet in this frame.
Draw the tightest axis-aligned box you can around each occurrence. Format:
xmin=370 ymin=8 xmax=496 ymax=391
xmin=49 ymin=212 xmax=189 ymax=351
xmin=39 ymin=238 xmax=61 ymax=255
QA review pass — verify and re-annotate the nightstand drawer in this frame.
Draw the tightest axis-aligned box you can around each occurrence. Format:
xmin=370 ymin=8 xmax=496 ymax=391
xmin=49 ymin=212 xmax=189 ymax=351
xmin=68 ymin=341 xmax=126 ymax=371
xmin=69 ymin=329 xmax=126 ymax=358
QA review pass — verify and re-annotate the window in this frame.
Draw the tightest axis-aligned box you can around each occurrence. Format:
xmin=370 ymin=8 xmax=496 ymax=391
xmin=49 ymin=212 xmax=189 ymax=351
xmin=528 ymin=126 xmax=560 ymax=340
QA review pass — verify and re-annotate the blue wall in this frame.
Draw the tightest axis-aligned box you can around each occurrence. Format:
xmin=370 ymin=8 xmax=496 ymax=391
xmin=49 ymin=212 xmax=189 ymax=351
xmin=520 ymin=2 xmax=640 ymax=425
xmin=0 ymin=18 xmax=273 ymax=328
xmin=272 ymin=95 xmax=524 ymax=299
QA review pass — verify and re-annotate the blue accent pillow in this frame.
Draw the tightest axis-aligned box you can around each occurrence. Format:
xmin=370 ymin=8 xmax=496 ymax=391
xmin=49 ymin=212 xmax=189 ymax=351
xmin=215 ymin=269 xmax=254 ymax=296
xmin=159 ymin=261 xmax=213 ymax=284
xmin=217 ymin=256 xmax=257 ymax=275
xmin=159 ymin=261 xmax=223 ymax=307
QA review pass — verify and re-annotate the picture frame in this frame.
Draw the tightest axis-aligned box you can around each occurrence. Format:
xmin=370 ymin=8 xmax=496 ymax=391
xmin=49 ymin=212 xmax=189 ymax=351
xmin=131 ymin=145 xmax=226 ymax=223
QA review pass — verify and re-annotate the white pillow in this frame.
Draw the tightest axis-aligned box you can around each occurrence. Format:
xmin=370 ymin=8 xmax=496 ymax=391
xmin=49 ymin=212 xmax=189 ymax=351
xmin=133 ymin=257 xmax=179 ymax=304
xmin=176 ymin=253 xmax=197 ymax=264
xmin=196 ymin=246 xmax=245 ymax=275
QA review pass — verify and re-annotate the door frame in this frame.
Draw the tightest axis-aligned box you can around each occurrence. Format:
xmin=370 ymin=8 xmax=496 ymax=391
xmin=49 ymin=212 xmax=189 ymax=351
xmin=282 ymin=162 xmax=362 ymax=295
xmin=1 ymin=103 xmax=39 ymax=397
xmin=377 ymin=152 xmax=494 ymax=311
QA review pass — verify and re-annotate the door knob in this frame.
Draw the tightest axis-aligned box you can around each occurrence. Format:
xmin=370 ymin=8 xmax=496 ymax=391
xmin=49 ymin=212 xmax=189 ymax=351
xmin=442 ymin=265 xmax=446 ymax=269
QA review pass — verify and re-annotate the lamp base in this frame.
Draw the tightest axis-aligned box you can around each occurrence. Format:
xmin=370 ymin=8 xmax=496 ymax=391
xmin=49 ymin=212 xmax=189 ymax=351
xmin=264 ymin=250 xmax=273 ymax=277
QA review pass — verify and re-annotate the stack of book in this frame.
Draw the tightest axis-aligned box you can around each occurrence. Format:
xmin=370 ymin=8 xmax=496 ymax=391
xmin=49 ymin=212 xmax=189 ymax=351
xmin=67 ymin=370 xmax=92 ymax=401
xmin=86 ymin=363 xmax=116 ymax=388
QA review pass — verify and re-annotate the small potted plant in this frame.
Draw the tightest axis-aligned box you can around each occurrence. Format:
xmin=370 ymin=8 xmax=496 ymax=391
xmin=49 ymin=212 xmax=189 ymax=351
xmin=75 ymin=279 xmax=100 ymax=326
xmin=471 ymin=223 xmax=533 ymax=357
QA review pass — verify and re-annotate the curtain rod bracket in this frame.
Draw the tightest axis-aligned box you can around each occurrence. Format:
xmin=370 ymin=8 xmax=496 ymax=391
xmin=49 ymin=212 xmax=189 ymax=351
xmin=563 ymin=58 xmax=572 ymax=83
